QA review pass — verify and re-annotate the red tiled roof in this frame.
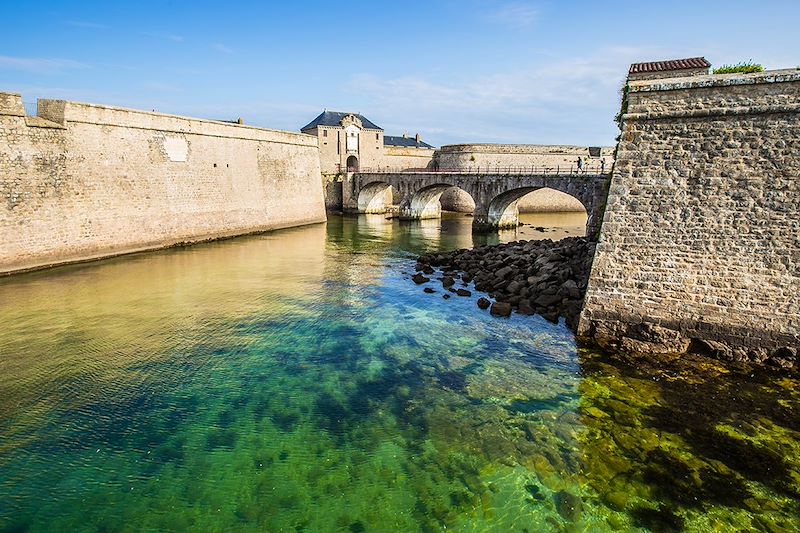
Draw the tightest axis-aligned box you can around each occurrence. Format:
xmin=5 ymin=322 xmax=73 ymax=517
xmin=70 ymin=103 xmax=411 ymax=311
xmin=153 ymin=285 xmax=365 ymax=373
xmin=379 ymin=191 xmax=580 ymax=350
xmin=629 ymin=57 xmax=711 ymax=74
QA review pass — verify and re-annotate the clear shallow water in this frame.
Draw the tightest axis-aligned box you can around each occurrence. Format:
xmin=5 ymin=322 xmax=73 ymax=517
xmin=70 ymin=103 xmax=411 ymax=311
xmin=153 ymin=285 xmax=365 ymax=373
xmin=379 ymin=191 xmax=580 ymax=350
xmin=0 ymin=214 xmax=797 ymax=532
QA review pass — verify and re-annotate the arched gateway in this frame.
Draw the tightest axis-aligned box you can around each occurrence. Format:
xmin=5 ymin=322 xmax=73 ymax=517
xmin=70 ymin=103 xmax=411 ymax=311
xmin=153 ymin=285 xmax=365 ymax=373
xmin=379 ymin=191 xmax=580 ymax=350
xmin=347 ymin=169 xmax=610 ymax=236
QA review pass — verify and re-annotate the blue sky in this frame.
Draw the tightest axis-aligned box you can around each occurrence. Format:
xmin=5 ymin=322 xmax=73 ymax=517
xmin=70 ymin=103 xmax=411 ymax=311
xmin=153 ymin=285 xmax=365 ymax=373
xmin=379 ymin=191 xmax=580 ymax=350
xmin=1 ymin=1 xmax=797 ymax=147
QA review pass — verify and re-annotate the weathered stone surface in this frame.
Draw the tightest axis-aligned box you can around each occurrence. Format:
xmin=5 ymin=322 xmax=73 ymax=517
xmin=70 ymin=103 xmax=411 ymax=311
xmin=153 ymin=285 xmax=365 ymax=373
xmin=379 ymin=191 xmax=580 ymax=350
xmin=490 ymin=301 xmax=512 ymax=317
xmin=0 ymin=92 xmax=326 ymax=275
xmin=412 ymin=273 xmax=430 ymax=284
xmin=477 ymin=297 xmax=491 ymax=310
xmin=579 ymin=69 xmax=800 ymax=368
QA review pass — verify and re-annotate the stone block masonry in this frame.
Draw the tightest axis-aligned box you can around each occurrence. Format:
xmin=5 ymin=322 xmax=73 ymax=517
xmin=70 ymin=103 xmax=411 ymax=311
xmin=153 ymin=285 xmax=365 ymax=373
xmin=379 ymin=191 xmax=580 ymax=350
xmin=579 ymin=69 xmax=800 ymax=365
xmin=0 ymin=93 xmax=326 ymax=274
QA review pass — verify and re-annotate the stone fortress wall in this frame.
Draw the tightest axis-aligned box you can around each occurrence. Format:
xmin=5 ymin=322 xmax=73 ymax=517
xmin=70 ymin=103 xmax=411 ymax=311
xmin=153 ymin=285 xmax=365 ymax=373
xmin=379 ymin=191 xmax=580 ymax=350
xmin=579 ymin=69 xmax=800 ymax=362
xmin=0 ymin=92 xmax=326 ymax=275
xmin=434 ymin=144 xmax=615 ymax=213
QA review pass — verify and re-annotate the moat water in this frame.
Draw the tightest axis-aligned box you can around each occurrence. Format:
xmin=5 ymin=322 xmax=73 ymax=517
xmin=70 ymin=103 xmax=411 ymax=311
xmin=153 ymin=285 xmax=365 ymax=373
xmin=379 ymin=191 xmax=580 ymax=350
xmin=0 ymin=213 xmax=797 ymax=532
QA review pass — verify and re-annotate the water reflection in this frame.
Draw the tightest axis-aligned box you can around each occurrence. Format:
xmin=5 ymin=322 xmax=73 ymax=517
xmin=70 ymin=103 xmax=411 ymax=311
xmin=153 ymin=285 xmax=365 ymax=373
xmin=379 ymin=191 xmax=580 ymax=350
xmin=0 ymin=215 xmax=796 ymax=532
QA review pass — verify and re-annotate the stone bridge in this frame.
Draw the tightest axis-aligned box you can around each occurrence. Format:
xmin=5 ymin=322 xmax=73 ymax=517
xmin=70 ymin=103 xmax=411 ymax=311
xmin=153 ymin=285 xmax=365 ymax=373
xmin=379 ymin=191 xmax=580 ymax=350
xmin=344 ymin=169 xmax=611 ymax=235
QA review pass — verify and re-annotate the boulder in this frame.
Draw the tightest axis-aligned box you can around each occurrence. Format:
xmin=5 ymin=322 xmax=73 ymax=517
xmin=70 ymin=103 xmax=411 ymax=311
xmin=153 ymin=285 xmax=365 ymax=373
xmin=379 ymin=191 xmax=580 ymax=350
xmin=412 ymin=273 xmax=430 ymax=285
xmin=534 ymin=293 xmax=562 ymax=307
xmin=477 ymin=297 xmax=491 ymax=310
xmin=495 ymin=266 xmax=515 ymax=279
xmin=518 ymin=299 xmax=535 ymax=315
xmin=456 ymin=288 xmax=472 ymax=297
xmin=490 ymin=301 xmax=512 ymax=317
xmin=506 ymin=280 xmax=524 ymax=294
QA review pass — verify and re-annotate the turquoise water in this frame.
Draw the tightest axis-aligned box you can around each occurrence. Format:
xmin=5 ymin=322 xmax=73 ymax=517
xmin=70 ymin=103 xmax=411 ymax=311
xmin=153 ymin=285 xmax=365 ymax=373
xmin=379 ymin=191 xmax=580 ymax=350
xmin=0 ymin=214 xmax=798 ymax=532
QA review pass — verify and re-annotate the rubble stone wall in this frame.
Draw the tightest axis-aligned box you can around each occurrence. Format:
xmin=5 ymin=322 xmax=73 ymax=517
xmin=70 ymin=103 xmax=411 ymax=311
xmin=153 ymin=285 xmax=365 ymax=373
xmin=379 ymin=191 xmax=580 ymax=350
xmin=579 ymin=69 xmax=800 ymax=363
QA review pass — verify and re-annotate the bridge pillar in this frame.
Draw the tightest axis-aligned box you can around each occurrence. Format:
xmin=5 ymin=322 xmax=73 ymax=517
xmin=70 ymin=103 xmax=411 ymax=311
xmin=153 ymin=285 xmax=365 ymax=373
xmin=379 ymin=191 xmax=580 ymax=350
xmin=342 ymin=172 xmax=359 ymax=212
xmin=585 ymin=208 xmax=601 ymax=240
xmin=472 ymin=198 xmax=521 ymax=233
xmin=399 ymin=187 xmax=444 ymax=220
xmin=471 ymin=203 xmax=510 ymax=232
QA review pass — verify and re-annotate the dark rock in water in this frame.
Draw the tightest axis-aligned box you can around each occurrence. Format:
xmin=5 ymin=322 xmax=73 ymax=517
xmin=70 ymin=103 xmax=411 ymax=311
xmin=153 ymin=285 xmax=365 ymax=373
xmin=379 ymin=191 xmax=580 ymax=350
xmin=423 ymin=287 xmax=436 ymax=294
xmin=477 ymin=297 xmax=491 ymax=310
xmin=443 ymin=294 xmax=451 ymax=299
xmin=553 ymin=490 xmax=583 ymax=521
xmin=490 ymin=301 xmax=512 ymax=317
xmin=524 ymin=483 xmax=544 ymax=501
xmin=541 ymin=311 xmax=559 ymax=324
xmin=456 ymin=288 xmax=471 ymax=297
xmin=422 ymin=265 xmax=435 ymax=275
xmin=412 ymin=273 xmax=430 ymax=284
xmin=768 ymin=346 xmax=796 ymax=369
xmin=518 ymin=299 xmax=534 ymax=315
xmin=410 ymin=236 xmax=596 ymax=332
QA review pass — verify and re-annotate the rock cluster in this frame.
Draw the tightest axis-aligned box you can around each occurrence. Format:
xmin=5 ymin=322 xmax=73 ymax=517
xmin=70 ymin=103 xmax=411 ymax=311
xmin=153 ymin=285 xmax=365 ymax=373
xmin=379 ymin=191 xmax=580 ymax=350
xmin=414 ymin=237 xmax=596 ymax=330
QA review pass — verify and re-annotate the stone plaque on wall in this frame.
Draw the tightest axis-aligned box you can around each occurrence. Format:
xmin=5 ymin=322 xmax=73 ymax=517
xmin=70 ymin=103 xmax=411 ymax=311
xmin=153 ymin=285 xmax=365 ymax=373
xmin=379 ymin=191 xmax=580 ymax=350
xmin=163 ymin=137 xmax=188 ymax=162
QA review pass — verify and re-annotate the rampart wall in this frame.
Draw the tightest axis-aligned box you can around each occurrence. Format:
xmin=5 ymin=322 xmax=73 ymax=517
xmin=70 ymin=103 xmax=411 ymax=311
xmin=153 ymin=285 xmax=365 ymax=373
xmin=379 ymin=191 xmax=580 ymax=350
xmin=383 ymin=146 xmax=436 ymax=170
xmin=432 ymin=144 xmax=611 ymax=214
xmin=579 ymin=69 xmax=800 ymax=364
xmin=0 ymin=92 xmax=326 ymax=274
xmin=432 ymin=144 xmax=614 ymax=171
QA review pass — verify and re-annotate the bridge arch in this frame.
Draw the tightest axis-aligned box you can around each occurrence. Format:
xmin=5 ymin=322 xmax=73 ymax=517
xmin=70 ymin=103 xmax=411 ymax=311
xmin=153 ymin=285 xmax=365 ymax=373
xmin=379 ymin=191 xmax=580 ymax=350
xmin=439 ymin=186 xmax=476 ymax=213
xmin=483 ymin=187 xmax=589 ymax=232
xmin=401 ymin=183 xmax=476 ymax=220
xmin=517 ymin=187 xmax=586 ymax=213
xmin=357 ymin=181 xmax=393 ymax=213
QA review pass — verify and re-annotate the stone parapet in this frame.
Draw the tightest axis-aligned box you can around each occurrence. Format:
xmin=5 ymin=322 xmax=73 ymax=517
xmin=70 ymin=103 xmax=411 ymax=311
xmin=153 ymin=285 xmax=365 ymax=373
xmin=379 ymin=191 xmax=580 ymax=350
xmin=0 ymin=92 xmax=25 ymax=117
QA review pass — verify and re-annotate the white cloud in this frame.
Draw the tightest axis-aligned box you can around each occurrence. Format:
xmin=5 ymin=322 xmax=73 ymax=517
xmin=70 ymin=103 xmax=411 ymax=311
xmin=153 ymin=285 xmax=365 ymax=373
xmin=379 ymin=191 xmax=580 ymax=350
xmin=486 ymin=2 xmax=538 ymax=28
xmin=342 ymin=46 xmax=668 ymax=145
xmin=212 ymin=43 xmax=234 ymax=54
xmin=0 ymin=55 xmax=88 ymax=74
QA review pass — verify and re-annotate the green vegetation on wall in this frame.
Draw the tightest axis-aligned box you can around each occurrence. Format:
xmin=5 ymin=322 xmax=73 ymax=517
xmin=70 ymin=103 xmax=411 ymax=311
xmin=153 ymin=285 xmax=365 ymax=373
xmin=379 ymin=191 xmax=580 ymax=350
xmin=712 ymin=62 xmax=764 ymax=74
xmin=614 ymin=83 xmax=629 ymax=130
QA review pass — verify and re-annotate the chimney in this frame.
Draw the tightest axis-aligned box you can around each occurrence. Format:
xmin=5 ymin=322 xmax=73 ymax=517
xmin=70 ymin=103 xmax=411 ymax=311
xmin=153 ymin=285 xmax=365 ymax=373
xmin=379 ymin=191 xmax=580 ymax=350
xmin=402 ymin=133 xmax=408 ymax=139
xmin=415 ymin=133 xmax=420 ymax=143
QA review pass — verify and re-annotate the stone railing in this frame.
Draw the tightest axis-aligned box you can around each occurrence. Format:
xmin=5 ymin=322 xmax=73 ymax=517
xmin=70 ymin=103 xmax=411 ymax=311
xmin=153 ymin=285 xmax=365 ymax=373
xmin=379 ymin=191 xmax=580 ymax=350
xmin=356 ymin=165 xmax=611 ymax=176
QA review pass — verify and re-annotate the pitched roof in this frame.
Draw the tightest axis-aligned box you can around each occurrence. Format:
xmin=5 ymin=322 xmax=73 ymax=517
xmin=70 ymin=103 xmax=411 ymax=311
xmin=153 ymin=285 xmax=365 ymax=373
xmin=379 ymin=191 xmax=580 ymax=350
xmin=300 ymin=110 xmax=382 ymax=131
xmin=384 ymin=135 xmax=435 ymax=149
xmin=629 ymin=57 xmax=710 ymax=74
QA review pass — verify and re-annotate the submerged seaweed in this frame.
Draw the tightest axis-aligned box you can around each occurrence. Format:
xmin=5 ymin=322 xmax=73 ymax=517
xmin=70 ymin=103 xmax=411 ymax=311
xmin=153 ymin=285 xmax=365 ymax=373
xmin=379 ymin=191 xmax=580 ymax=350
xmin=0 ymin=215 xmax=797 ymax=532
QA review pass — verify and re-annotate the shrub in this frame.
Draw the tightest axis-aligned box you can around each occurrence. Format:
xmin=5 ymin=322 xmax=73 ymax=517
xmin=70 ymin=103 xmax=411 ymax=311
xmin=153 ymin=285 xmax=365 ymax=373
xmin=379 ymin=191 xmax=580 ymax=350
xmin=614 ymin=83 xmax=629 ymax=130
xmin=712 ymin=62 xmax=764 ymax=74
